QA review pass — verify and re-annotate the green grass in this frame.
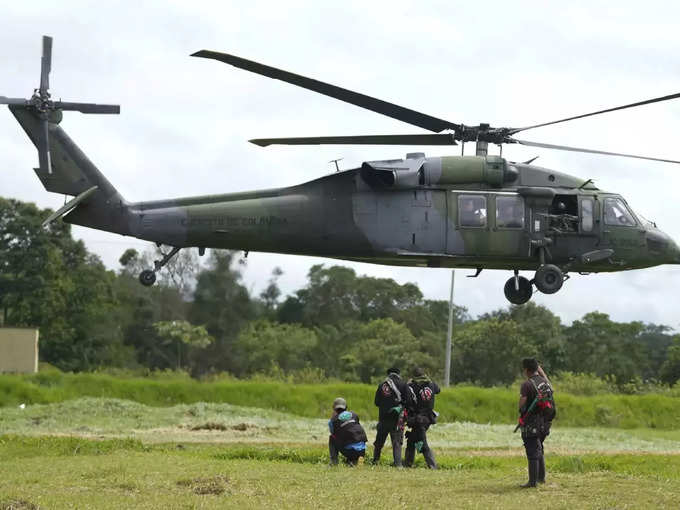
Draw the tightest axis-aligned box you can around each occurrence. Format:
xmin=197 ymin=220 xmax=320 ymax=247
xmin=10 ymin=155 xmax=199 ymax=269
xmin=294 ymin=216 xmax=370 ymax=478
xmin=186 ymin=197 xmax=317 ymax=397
xmin=1 ymin=397 xmax=680 ymax=454
xmin=2 ymin=372 xmax=680 ymax=428
xmin=1 ymin=436 xmax=679 ymax=509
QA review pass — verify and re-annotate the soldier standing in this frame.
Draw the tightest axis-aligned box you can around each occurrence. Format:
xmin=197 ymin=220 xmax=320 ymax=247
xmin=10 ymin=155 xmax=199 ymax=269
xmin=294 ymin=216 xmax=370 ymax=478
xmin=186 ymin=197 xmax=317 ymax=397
xmin=517 ymin=358 xmax=556 ymax=488
xmin=328 ymin=397 xmax=368 ymax=466
xmin=371 ymin=367 xmax=408 ymax=466
xmin=404 ymin=367 xmax=440 ymax=469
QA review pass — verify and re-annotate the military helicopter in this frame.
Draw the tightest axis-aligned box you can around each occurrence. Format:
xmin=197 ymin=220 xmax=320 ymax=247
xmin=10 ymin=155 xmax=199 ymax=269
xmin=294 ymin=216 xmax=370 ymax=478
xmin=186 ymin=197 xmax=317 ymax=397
xmin=3 ymin=37 xmax=680 ymax=305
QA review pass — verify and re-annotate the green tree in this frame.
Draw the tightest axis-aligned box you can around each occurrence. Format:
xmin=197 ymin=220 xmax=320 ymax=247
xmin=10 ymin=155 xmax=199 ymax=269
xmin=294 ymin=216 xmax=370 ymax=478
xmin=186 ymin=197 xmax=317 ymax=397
xmin=342 ymin=318 xmax=437 ymax=383
xmin=0 ymin=198 xmax=134 ymax=370
xmin=235 ymin=320 xmax=317 ymax=375
xmin=660 ymin=336 xmax=680 ymax=385
xmin=483 ymin=303 xmax=565 ymax=372
xmin=452 ymin=318 xmax=534 ymax=386
xmin=189 ymin=250 xmax=255 ymax=373
xmin=153 ymin=320 xmax=214 ymax=372
xmin=563 ymin=312 xmax=647 ymax=383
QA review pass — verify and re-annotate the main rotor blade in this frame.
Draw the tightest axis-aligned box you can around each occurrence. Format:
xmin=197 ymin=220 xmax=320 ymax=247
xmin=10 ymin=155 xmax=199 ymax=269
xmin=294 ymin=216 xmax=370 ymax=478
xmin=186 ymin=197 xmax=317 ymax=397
xmin=250 ymin=134 xmax=458 ymax=147
xmin=513 ymin=138 xmax=680 ymax=164
xmin=53 ymin=101 xmax=120 ymax=114
xmin=0 ymin=96 xmax=29 ymax=105
xmin=192 ymin=50 xmax=460 ymax=133
xmin=40 ymin=35 xmax=53 ymax=95
xmin=513 ymin=91 xmax=680 ymax=134
xmin=38 ymin=118 xmax=52 ymax=174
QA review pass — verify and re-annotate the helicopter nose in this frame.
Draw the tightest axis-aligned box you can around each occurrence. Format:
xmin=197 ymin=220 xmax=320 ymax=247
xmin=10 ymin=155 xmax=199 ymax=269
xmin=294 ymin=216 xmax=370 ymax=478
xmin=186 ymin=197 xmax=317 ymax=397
xmin=646 ymin=230 xmax=680 ymax=264
xmin=671 ymin=238 xmax=680 ymax=264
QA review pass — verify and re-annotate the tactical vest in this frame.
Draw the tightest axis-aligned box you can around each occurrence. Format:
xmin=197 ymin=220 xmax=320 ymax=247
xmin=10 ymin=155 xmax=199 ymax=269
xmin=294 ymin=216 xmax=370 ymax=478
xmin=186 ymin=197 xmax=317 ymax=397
xmin=377 ymin=375 xmax=404 ymax=409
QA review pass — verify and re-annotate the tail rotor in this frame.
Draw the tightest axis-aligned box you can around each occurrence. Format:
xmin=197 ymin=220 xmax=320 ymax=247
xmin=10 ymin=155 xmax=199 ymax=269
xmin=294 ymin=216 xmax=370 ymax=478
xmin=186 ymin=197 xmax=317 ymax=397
xmin=0 ymin=35 xmax=120 ymax=174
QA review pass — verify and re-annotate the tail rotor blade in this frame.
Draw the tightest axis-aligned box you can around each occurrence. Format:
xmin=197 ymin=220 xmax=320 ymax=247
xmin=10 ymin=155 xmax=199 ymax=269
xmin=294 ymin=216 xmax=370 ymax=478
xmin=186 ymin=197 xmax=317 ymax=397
xmin=40 ymin=36 xmax=53 ymax=95
xmin=53 ymin=101 xmax=120 ymax=114
xmin=38 ymin=118 xmax=52 ymax=174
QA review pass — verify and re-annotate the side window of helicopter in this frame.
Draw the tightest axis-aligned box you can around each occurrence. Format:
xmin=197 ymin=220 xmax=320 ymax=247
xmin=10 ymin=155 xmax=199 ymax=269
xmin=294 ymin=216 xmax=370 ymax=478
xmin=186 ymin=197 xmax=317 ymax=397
xmin=581 ymin=198 xmax=594 ymax=232
xmin=604 ymin=197 xmax=637 ymax=226
xmin=458 ymin=195 xmax=487 ymax=228
xmin=496 ymin=195 xmax=524 ymax=229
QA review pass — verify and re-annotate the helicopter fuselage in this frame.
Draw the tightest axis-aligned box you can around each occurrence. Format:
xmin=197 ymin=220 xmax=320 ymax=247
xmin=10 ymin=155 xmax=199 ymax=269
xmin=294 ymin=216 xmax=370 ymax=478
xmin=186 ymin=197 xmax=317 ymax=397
xmin=65 ymin=153 xmax=680 ymax=275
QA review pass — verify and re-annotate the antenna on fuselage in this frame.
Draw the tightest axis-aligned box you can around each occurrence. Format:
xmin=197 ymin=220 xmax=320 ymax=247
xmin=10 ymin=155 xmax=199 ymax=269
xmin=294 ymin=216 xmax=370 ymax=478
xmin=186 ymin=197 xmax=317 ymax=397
xmin=329 ymin=158 xmax=343 ymax=172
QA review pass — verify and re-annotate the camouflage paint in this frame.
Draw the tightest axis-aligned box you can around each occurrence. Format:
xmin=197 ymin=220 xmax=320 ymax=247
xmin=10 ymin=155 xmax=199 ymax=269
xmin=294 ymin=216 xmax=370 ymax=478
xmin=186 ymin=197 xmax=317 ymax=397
xmin=8 ymin=106 xmax=680 ymax=277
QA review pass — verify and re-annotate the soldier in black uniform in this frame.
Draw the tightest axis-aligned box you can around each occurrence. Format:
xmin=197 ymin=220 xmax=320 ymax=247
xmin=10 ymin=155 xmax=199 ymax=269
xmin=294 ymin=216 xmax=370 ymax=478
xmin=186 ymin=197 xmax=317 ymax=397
xmin=371 ymin=367 xmax=408 ymax=466
xmin=404 ymin=367 xmax=440 ymax=469
xmin=328 ymin=397 xmax=368 ymax=466
xmin=518 ymin=358 xmax=555 ymax=487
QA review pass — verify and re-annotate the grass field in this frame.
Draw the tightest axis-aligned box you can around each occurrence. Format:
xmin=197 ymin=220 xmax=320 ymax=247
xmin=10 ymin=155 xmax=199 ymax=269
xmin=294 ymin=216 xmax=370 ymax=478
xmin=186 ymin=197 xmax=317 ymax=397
xmin=0 ymin=397 xmax=680 ymax=508
xmin=2 ymin=375 xmax=680 ymax=509
xmin=2 ymin=371 xmax=680 ymax=428
xmin=1 ymin=436 xmax=680 ymax=509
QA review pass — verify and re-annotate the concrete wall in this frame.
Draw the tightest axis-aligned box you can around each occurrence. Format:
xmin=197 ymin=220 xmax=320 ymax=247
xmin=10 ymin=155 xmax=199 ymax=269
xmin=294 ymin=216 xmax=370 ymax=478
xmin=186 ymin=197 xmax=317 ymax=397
xmin=0 ymin=328 xmax=39 ymax=373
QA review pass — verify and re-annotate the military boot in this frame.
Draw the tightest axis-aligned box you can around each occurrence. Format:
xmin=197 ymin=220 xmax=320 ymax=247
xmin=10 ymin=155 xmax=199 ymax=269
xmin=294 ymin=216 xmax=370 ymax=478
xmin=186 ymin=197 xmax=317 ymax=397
xmin=404 ymin=444 xmax=415 ymax=468
xmin=538 ymin=456 xmax=546 ymax=483
xmin=520 ymin=459 xmax=539 ymax=488
xmin=423 ymin=448 xmax=438 ymax=470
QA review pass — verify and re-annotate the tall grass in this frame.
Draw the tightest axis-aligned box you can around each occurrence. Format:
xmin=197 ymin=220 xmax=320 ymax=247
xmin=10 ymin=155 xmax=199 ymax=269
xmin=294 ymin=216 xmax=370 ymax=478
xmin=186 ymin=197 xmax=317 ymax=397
xmin=1 ymin=371 xmax=679 ymax=428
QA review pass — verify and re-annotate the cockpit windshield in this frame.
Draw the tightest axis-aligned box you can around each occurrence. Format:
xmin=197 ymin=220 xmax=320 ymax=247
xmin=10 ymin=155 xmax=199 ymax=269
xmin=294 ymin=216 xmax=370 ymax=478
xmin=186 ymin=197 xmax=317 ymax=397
xmin=604 ymin=197 xmax=637 ymax=227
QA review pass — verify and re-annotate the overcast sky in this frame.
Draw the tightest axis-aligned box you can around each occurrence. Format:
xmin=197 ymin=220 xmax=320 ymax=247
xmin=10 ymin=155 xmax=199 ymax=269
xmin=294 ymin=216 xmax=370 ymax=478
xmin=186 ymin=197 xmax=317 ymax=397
xmin=1 ymin=1 xmax=679 ymax=328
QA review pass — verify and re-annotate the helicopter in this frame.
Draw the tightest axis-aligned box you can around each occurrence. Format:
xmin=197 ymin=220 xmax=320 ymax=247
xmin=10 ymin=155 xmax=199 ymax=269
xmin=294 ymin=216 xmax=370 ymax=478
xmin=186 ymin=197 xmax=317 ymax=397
xmin=2 ymin=36 xmax=679 ymax=305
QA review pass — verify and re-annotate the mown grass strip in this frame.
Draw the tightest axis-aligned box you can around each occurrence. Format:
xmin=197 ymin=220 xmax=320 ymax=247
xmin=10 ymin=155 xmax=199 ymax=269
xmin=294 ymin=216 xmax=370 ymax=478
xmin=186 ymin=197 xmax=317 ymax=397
xmin=1 ymin=372 xmax=679 ymax=428
xmin=3 ymin=435 xmax=679 ymax=481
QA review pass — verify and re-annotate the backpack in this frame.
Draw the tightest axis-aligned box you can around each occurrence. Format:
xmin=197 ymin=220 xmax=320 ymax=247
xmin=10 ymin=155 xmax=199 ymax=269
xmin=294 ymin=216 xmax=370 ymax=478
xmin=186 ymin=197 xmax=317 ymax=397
xmin=529 ymin=375 xmax=556 ymax=422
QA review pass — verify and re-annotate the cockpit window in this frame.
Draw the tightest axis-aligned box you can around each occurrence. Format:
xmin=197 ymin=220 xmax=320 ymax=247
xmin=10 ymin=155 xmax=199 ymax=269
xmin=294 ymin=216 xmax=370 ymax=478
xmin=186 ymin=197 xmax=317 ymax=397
xmin=459 ymin=195 xmax=487 ymax=227
xmin=496 ymin=196 xmax=524 ymax=229
xmin=604 ymin=197 xmax=636 ymax=227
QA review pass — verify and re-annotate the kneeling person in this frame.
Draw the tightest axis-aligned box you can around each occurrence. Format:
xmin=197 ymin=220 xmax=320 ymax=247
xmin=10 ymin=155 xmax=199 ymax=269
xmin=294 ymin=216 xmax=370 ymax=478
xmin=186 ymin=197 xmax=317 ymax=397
xmin=328 ymin=397 xmax=368 ymax=466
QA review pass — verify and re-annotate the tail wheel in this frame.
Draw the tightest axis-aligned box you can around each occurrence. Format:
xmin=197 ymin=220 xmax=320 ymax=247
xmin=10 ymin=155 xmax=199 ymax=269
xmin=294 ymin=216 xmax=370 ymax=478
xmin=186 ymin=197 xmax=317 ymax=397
xmin=534 ymin=264 xmax=564 ymax=294
xmin=139 ymin=270 xmax=157 ymax=287
xmin=504 ymin=276 xmax=533 ymax=305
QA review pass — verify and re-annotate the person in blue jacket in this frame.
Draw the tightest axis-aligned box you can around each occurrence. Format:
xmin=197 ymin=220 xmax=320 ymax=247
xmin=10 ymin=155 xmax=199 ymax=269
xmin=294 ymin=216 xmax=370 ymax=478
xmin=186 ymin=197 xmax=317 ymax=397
xmin=328 ymin=397 xmax=368 ymax=466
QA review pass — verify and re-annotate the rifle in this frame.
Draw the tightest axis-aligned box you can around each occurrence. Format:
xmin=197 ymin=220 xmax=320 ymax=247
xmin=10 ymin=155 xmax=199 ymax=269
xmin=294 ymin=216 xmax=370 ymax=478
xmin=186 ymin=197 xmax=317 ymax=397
xmin=514 ymin=396 xmax=538 ymax=433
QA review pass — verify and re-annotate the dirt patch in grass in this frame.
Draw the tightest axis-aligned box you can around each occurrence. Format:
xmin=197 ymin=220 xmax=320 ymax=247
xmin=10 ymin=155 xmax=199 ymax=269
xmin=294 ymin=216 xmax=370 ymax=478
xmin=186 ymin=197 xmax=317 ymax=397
xmin=176 ymin=474 xmax=229 ymax=495
xmin=190 ymin=422 xmax=228 ymax=431
xmin=1 ymin=500 xmax=39 ymax=510
xmin=190 ymin=422 xmax=260 ymax=432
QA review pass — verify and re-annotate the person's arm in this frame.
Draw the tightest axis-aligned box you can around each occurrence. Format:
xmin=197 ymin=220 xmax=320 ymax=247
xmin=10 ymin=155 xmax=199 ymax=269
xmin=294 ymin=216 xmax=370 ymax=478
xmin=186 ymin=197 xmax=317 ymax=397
xmin=518 ymin=381 xmax=530 ymax=412
xmin=432 ymin=382 xmax=441 ymax=394
xmin=518 ymin=394 xmax=528 ymax=412
xmin=374 ymin=386 xmax=381 ymax=407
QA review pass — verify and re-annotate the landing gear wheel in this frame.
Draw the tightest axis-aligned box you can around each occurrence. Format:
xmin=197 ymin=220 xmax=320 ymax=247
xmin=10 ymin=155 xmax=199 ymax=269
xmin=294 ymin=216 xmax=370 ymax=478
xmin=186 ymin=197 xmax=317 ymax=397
xmin=534 ymin=264 xmax=564 ymax=294
xmin=504 ymin=276 xmax=533 ymax=305
xmin=139 ymin=269 xmax=157 ymax=287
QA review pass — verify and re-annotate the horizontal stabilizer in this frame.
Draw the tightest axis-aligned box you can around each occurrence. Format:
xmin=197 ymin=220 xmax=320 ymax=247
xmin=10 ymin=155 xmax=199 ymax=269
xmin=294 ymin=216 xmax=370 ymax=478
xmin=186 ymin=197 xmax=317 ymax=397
xmin=42 ymin=185 xmax=99 ymax=226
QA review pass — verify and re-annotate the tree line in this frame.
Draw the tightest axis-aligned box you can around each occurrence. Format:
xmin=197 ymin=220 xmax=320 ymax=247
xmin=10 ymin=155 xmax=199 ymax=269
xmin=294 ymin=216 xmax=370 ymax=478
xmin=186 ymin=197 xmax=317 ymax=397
xmin=2 ymin=196 xmax=679 ymax=386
